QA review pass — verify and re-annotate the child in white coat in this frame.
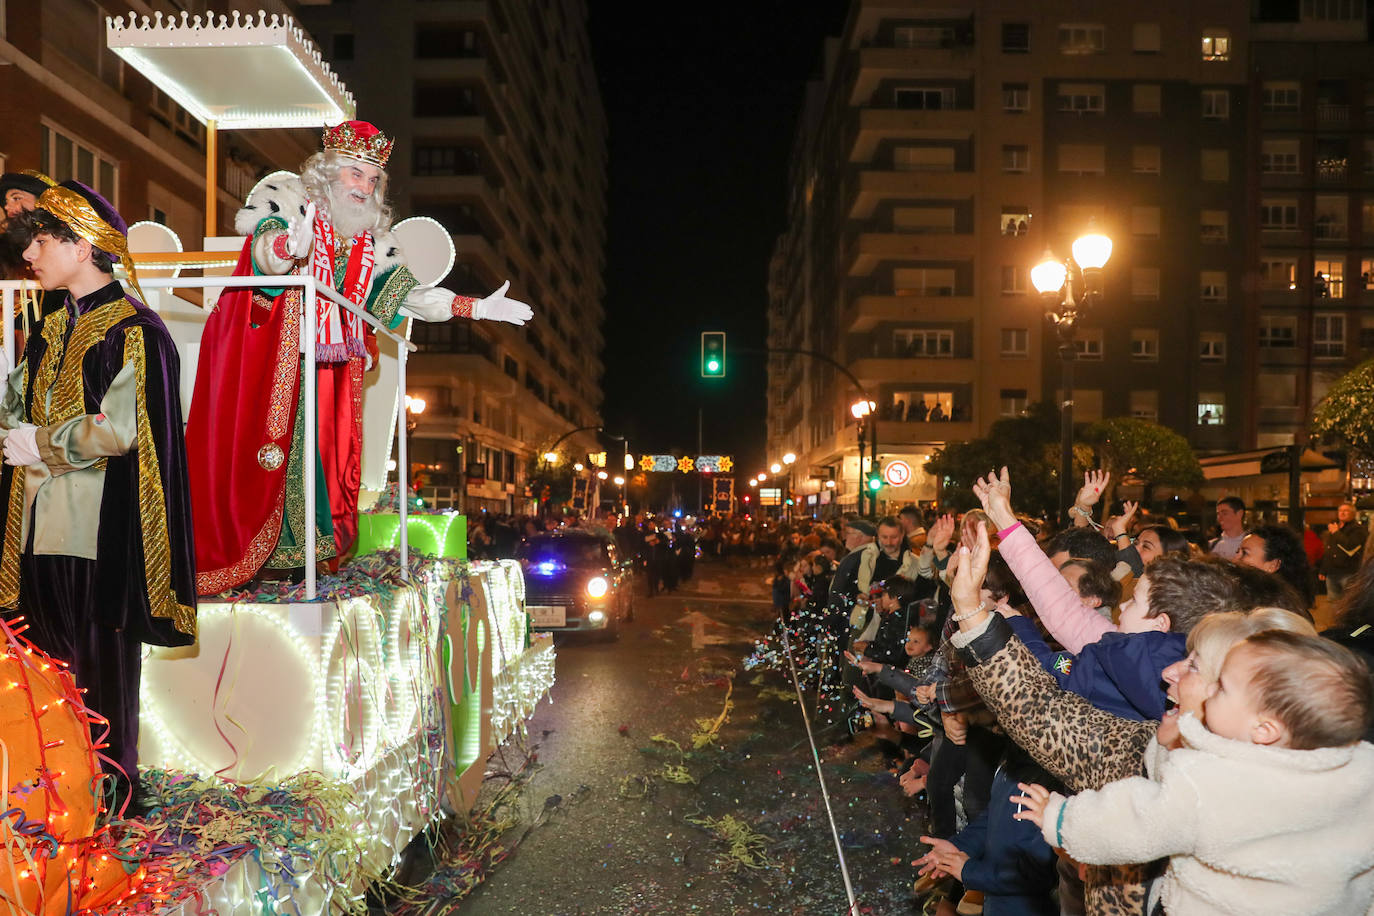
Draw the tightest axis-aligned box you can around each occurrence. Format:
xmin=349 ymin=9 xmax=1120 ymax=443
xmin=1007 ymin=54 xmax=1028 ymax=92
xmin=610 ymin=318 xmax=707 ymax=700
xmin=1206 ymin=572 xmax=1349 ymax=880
xmin=1012 ymin=630 xmax=1374 ymax=916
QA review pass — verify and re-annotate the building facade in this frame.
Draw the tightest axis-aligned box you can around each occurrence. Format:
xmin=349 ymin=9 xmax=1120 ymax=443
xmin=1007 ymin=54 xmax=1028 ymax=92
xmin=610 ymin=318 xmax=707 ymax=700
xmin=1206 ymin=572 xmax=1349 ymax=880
xmin=767 ymin=0 xmax=1371 ymax=514
xmin=299 ymin=0 xmax=608 ymax=514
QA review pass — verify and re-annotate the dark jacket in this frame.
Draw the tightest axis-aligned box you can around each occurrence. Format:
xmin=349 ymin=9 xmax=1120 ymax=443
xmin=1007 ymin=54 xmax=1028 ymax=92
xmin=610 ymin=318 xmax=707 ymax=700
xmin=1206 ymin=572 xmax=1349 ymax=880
xmin=1323 ymin=623 xmax=1374 ymax=742
xmin=1321 ymin=521 xmax=1367 ymax=577
xmin=952 ymin=751 xmax=1060 ymax=915
xmin=1005 ymin=615 xmax=1183 ymax=722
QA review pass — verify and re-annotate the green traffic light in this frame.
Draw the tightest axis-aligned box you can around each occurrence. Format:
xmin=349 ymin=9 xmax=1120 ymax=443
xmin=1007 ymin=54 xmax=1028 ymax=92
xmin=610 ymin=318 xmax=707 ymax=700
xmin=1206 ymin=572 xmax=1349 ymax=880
xmin=867 ymin=476 xmax=882 ymax=491
xmin=706 ymin=359 xmax=721 ymax=373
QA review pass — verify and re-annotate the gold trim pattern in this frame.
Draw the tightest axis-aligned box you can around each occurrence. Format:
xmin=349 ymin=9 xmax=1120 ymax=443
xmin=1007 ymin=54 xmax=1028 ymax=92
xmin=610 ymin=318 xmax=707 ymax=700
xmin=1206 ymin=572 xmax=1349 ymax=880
xmin=369 ymin=265 xmax=416 ymax=329
xmin=195 ymin=503 xmax=284 ymax=596
xmin=0 ymin=362 xmax=30 ymax=607
xmin=43 ymin=301 xmax=136 ymax=426
xmin=125 ymin=327 xmax=196 ymax=637
xmin=265 ymin=288 xmax=301 ymax=440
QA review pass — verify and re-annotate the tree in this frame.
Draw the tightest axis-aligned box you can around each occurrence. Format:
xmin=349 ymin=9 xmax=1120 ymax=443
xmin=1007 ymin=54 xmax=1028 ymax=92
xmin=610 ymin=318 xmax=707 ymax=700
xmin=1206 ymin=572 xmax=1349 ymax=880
xmin=1081 ymin=417 xmax=1203 ymax=517
xmin=924 ymin=402 xmax=1088 ymax=517
xmin=1311 ymin=358 xmax=1374 ymax=455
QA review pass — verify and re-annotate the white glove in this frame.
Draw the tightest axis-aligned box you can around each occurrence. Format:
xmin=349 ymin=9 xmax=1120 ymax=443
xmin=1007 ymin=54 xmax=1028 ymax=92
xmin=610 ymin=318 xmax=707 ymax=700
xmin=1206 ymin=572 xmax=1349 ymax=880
xmin=286 ymin=201 xmax=316 ymax=260
xmin=2 ymin=424 xmax=40 ymax=467
xmin=400 ymin=286 xmax=456 ymax=322
xmin=473 ymin=281 xmax=533 ymax=326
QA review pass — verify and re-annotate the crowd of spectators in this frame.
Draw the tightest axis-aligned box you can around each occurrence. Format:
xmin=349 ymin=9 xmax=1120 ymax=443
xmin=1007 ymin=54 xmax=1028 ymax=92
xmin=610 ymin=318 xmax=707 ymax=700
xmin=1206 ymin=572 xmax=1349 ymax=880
xmin=739 ymin=472 xmax=1374 ymax=915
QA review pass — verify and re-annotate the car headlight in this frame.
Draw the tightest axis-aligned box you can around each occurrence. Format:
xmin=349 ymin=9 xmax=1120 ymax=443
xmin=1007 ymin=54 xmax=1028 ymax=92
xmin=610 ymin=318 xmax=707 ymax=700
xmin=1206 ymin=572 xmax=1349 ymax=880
xmin=586 ymin=576 xmax=609 ymax=599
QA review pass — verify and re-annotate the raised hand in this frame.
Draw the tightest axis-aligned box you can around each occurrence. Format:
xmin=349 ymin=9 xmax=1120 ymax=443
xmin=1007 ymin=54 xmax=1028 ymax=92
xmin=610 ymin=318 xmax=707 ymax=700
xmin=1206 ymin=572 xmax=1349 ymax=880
xmin=286 ymin=201 xmax=316 ymax=259
xmin=949 ymin=521 xmax=990 ymax=626
xmin=1076 ymin=469 xmax=1110 ymax=509
xmin=972 ymin=467 xmax=1016 ymax=530
xmin=915 ymin=835 xmax=960 ymax=876
xmin=1107 ymin=500 xmax=1139 ymax=538
xmin=926 ymin=513 xmax=956 ymax=553
xmin=843 ymin=649 xmax=882 ymax=675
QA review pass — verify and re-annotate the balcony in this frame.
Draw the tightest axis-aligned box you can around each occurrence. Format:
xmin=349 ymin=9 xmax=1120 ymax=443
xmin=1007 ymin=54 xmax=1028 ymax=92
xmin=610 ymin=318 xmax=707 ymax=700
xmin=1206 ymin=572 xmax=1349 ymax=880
xmin=847 ymin=356 xmax=976 ymax=385
xmin=1317 ymin=103 xmax=1349 ymax=127
xmin=842 ymin=292 xmax=975 ymax=332
xmin=843 ymin=229 xmax=974 ymax=276
xmin=847 ymin=107 xmax=975 ymax=162
xmin=873 ymin=418 xmax=976 ymax=447
xmin=844 ymin=169 xmax=975 ymax=219
xmin=1314 ymin=220 xmax=1348 ymax=242
xmin=1317 ymin=158 xmax=1349 ymax=184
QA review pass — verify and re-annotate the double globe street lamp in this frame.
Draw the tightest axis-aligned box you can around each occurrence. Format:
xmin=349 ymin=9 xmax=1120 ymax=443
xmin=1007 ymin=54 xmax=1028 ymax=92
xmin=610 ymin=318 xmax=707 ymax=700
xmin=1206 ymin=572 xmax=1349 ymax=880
xmin=1030 ymin=228 xmax=1113 ymax=525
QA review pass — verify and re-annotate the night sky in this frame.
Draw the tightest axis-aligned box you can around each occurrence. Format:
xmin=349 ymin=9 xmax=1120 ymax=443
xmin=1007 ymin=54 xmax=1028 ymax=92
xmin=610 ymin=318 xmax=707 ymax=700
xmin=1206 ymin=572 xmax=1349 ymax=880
xmin=588 ymin=5 xmax=849 ymax=478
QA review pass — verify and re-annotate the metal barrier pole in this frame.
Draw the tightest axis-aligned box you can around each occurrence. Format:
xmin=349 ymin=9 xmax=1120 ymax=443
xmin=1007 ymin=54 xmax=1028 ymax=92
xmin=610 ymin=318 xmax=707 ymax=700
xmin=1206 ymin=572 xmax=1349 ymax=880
xmin=398 ymin=328 xmax=410 ymax=581
xmin=303 ymin=277 xmax=318 ymax=600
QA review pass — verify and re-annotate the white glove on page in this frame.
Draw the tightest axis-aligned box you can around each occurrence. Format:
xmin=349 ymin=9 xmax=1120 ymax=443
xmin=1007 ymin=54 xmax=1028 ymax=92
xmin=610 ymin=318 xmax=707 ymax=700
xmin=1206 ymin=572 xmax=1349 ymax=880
xmin=400 ymin=286 xmax=456 ymax=322
xmin=3 ymin=424 xmax=40 ymax=467
xmin=286 ymin=201 xmax=317 ymax=260
xmin=473 ymin=281 xmax=533 ymax=326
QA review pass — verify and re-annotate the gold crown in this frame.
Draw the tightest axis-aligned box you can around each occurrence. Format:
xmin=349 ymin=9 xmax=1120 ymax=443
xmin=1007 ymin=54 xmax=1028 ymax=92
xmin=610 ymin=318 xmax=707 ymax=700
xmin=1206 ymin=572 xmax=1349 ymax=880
xmin=322 ymin=121 xmax=394 ymax=168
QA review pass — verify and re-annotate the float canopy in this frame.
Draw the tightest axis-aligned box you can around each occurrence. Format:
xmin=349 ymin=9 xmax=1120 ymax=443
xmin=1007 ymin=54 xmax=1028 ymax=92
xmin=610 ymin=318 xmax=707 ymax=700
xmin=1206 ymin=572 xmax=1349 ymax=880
xmin=106 ymin=10 xmax=354 ymax=130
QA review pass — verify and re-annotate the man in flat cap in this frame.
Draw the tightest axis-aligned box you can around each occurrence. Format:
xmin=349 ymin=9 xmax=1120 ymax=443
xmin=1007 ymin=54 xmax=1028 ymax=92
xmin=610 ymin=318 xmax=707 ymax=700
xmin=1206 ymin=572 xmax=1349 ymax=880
xmin=2 ymin=180 xmax=197 ymax=804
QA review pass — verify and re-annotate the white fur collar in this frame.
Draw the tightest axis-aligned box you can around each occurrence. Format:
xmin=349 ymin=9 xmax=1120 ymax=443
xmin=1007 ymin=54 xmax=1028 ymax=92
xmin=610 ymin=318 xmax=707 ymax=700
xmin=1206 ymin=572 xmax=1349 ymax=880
xmin=1178 ymin=712 xmax=1359 ymax=771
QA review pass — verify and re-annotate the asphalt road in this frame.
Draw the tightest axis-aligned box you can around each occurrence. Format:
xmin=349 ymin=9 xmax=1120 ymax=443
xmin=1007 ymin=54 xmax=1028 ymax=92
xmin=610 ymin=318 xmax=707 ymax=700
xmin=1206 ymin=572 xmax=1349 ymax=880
xmin=453 ymin=560 xmax=932 ymax=916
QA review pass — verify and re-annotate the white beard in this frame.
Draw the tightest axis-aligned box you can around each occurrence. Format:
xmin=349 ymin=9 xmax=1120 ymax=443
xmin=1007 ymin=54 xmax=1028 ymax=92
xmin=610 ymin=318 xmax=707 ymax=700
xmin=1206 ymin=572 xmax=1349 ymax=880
xmin=324 ymin=182 xmax=380 ymax=240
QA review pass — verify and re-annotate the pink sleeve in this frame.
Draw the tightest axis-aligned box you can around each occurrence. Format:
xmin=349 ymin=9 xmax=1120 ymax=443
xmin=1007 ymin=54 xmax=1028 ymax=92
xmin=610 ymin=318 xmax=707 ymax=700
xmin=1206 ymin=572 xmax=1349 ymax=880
xmin=998 ymin=525 xmax=1117 ymax=654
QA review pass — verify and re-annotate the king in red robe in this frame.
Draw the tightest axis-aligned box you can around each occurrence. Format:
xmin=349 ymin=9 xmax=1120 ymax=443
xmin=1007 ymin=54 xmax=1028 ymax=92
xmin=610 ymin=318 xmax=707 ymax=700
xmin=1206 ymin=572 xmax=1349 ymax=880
xmin=186 ymin=121 xmax=533 ymax=595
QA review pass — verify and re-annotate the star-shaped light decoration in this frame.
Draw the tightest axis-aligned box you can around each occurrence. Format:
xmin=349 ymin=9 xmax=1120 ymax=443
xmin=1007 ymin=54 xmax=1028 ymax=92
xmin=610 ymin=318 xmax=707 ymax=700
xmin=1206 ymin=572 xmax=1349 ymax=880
xmin=677 ymin=456 xmax=696 ymax=473
xmin=718 ymin=457 xmax=733 ymax=473
xmin=639 ymin=455 xmax=656 ymax=472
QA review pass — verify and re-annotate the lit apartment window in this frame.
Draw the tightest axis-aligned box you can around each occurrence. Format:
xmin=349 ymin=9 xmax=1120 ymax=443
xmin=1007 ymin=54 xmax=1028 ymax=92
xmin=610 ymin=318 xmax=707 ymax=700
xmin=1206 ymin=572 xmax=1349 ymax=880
xmin=1132 ymin=23 xmax=1162 ymax=53
xmin=1132 ymin=84 xmax=1161 ymax=114
xmin=894 ymin=328 xmax=954 ymax=358
xmin=1074 ymin=329 xmax=1104 ymax=359
xmin=1314 ymin=312 xmax=1346 ymax=357
xmin=1260 ymin=257 xmax=1299 ymax=288
xmin=1001 ymin=266 xmax=1027 ymax=294
xmin=1132 ymin=267 xmax=1161 ymax=299
xmin=1058 ymin=24 xmax=1105 ymax=54
xmin=1131 ymin=329 xmax=1160 ymax=361
xmin=1002 ymin=83 xmax=1030 ymax=113
xmin=1001 ymin=145 xmax=1030 ymax=173
xmin=1314 ymin=258 xmax=1344 ymax=298
xmin=1303 ymin=0 xmax=1365 ymax=20
xmin=39 ymin=123 xmax=118 ymax=203
xmin=1131 ymin=206 xmax=1160 ymax=237
xmin=1259 ymin=315 xmax=1299 ymax=348
xmin=1001 ymin=22 xmax=1030 ymax=53
xmin=895 ymin=87 xmax=955 ymax=110
xmin=1200 ymin=332 xmax=1227 ymax=362
xmin=1260 ymin=199 xmax=1298 ymax=231
xmin=1130 ymin=390 xmax=1159 ymax=420
xmin=1058 ymin=144 xmax=1105 ymax=175
xmin=1201 ymin=211 xmax=1229 ymax=243
xmin=1260 ymin=139 xmax=1300 ymax=173
xmin=1197 ymin=393 xmax=1226 ymax=425
xmin=1201 ymin=90 xmax=1230 ymax=120
xmin=1201 ymin=30 xmax=1230 ymax=61
xmin=1001 ymin=208 xmax=1031 ymax=236
xmin=1261 ymin=81 xmax=1301 ymax=112
xmin=1057 ymin=84 xmax=1105 ymax=114
xmin=1201 ymin=270 xmax=1229 ymax=301
xmin=1000 ymin=327 xmax=1029 ymax=356
xmin=1132 ymin=145 xmax=1161 ymax=174
xmin=1000 ymin=389 xmax=1029 ymax=416
xmin=1200 ymin=149 xmax=1229 ymax=181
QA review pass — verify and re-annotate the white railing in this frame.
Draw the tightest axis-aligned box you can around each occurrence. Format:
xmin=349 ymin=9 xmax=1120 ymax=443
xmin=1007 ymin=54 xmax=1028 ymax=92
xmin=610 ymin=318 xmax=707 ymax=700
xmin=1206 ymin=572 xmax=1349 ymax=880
xmin=2 ymin=276 xmax=418 ymax=600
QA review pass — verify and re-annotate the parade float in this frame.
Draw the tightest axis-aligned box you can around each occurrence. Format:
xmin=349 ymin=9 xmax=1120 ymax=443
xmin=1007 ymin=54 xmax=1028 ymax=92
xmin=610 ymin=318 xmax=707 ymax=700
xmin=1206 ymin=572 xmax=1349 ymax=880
xmin=0 ymin=11 xmax=554 ymax=914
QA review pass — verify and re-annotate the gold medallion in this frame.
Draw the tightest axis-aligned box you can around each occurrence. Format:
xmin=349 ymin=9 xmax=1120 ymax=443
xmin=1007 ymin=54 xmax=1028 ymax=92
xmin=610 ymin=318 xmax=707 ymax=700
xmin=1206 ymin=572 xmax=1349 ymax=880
xmin=257 ymin=443 xmax=285 ymax=471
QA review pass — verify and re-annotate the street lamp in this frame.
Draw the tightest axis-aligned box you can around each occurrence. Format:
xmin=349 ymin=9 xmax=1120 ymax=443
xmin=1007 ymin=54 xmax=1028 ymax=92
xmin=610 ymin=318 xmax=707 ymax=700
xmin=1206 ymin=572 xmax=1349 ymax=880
xmin=1031 ymin=226 xmax=1113 ymax=525
xmin=851 ymin=398 xmax=876 ymax=517
xmin=749 ymin=478 xmax=758 ymax=487
xmin=543 ymin=450 xmax=560 ymax=465
xmin=403 ymin=395 xmax=426 ymax=491
xmin=783 ymin=452 xmax=796 ymax=465
xmin=770 ymin=462 xmax=782 ymax=474
xmin=613 ymin=475 xmax=625 ymax=486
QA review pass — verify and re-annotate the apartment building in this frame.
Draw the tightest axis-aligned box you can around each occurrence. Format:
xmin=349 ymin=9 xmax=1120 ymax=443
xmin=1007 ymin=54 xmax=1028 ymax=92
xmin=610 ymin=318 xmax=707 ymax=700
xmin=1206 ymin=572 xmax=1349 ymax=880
xmin=766 ymin=0 xmax=1302 ymax=512
xmin=0 ymin=0 xmax=311 ymax=246
xmin=299 ymin=0 xmax=608 ymax=514
xmin=1247 ymin=2 xmax=1374 ymax=449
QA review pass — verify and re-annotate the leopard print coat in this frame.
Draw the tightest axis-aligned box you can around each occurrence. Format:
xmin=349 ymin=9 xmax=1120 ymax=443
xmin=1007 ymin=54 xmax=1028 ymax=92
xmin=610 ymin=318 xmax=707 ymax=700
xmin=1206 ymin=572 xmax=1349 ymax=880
xmin=957 ymin=615 xmax=1160 ymax=916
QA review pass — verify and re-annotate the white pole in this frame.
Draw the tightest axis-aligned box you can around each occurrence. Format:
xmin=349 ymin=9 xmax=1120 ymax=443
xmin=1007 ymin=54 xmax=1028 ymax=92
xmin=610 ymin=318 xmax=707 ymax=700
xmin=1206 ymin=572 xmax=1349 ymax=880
xmin=398 ymin=335 xmax=410 ymax=581
xmin=2 ymin=288 xmax=13 ymax=374
xmin=303 ymin=277 xmax=318 ymax=601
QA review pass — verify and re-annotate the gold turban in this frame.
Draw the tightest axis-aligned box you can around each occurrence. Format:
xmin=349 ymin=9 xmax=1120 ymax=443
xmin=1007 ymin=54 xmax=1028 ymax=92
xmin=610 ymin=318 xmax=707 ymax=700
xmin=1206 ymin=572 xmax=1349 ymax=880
xmin=35 ymin=186 xmax=147 ymax=304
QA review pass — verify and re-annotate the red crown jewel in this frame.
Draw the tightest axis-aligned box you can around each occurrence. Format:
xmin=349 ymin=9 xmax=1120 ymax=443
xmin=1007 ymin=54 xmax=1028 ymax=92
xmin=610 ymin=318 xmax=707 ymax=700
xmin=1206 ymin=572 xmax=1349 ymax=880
xmin=322 ymin=120 xmax=394 ymax=168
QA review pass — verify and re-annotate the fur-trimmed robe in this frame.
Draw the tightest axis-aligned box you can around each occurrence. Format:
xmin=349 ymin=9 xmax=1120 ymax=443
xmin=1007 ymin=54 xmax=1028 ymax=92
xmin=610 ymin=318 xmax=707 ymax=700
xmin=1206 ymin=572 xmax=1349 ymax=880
xmin=186 ymin=174 xmax=419 ymax=594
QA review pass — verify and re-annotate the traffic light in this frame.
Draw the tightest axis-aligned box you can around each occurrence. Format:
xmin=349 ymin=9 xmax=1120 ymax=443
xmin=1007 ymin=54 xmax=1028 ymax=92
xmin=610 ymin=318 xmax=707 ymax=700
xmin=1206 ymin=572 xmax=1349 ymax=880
xmin=701 ymin=331 xmax=726 ymax=378
xmin=867 ymin=473 xmax=883 ymax=492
